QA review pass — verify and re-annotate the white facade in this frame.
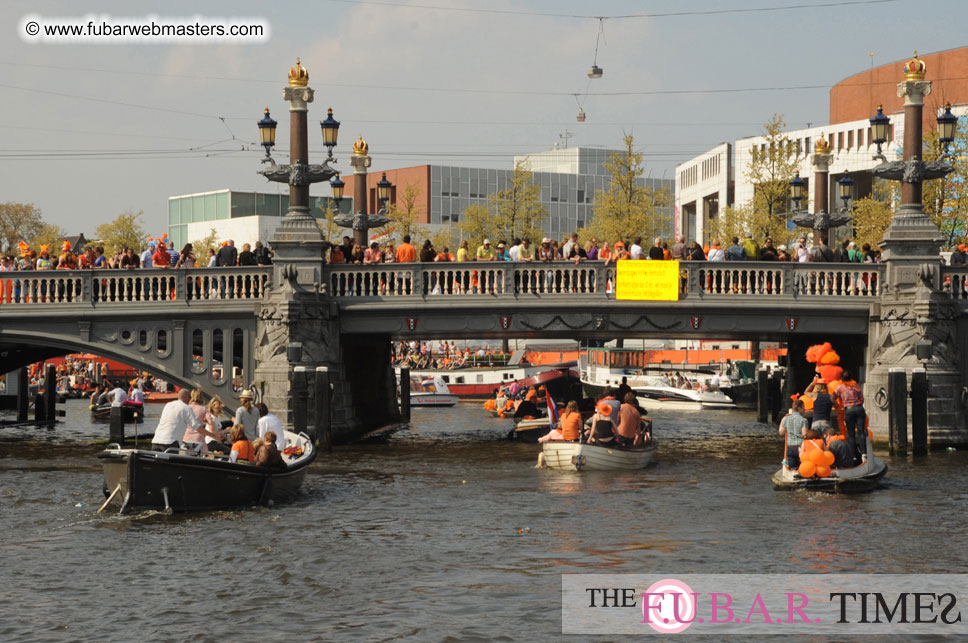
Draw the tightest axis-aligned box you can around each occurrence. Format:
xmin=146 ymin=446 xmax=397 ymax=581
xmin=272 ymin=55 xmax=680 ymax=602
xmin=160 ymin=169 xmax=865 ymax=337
xmin=675 ymin=103 xmax=966 ymax=245
xmin=184 ymin=216 xmax=280 ymax=252
xmin=514 ymin=147 xmax=618 ymax=177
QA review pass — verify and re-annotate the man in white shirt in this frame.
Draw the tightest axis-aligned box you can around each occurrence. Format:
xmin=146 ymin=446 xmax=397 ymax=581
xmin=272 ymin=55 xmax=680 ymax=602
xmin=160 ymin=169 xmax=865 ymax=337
xmin=152 ymin=389 xmax=201 ymax=451
xmin=128 ymin=385 xmax=144 ymax=404
xmin=795 ymin=236 xmax=812 ymax=295
xmin=256 ymin=402 xmax=287 ymax=451
xmin=234 ymin=389 xmax=260 ymax=440
xmin=508 ymin=238 xmax=521 ymax=262
xmin=108 ymin=382 xmax=127 ymax=405
xmin=561 ymin=232 xmax=578 ymax=260
xmin=629 ymin=236 xmax=644 ymax=260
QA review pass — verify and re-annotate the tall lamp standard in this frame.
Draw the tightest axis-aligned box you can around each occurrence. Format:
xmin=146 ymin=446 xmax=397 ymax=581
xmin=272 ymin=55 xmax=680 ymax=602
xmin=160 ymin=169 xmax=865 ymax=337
xmin=937 ymin=102 xmax=957 ymax=157
xmin=790 ymin=134 xmax=851 ymax=247
xmin=257 ymin=58 xmax=341 ymax=250
xmin=870 ymin=105 xmax=891 ymax=162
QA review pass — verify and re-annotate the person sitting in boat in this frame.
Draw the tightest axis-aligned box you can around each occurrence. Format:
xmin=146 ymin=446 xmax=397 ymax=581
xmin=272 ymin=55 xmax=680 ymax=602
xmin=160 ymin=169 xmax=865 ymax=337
xmin=229 ymin=424 xmax=254 ymax=463
xmin=126 ymin=383 xmax=144 ymax=406
xmin=537 ymin=425 xmax=563 ymax=443
xmin=778 ymin=399 xmax=808 ymax=471
xmin=823 ymin=426 xmax=854 ymax=469
xmin=204 ymin=396 xmax=231 ymax=454
xmin=709 ymin=372 xmax=722 ymax=391
xmin=89 ymin=384 xmax=109 ymax=407
xmin=151 ymin=389 xmax=203 ymax=452
xmin=616 ymin=392 xmax=642 ymax=448
xmin=254 ymin=430 xmax=287 ymax=470
xmin=557 ymin=400 xmax=582 ymax=442
xmin=586 ymin=400 xmax=617 ymax=445
xmin=797 ymin=428 xmax=827 ymax=470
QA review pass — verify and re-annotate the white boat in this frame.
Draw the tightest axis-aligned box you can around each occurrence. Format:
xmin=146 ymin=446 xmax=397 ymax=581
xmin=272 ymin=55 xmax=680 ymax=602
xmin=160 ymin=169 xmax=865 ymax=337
xmin=409 ymin=375 xmax=459 ymax=407
xmin=772 ymin=440 xmax=887 ymax=493
xmin=541 ymin=440 xmax=657 ymax=472
xmin=581 ymin=347 xmax=735 ymax=410
xmin=396 ymin=358 xmax=578 ymax=398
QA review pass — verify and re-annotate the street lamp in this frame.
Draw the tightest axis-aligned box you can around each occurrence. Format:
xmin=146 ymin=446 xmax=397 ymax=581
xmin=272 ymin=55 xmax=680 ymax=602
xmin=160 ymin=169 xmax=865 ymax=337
xmin=320 ymin=107 xmax=340 ymax=160
xmin=330 ymin=174 xmax=345 ymax=205
xmin=376 ymin=172 xmax=392 ymax=211
xmin=789 ymin=170 xmax=806 ymax=209
xmin=838 ymin=171 xmax=854 ymax=210
xmin=870 ymin=105 xmax=891 ymax=161
xmin=937 ymin=102 xmax=957 ymax=156
xmin=257 ymin=108 xmax=277 ymax=161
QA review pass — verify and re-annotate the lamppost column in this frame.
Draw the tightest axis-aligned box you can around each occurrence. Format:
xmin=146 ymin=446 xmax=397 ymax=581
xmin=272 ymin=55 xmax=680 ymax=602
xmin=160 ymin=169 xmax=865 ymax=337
xmin=898 ymin=78 xmax=931 ymax=206
xmin=349 ymin=136 xmax=372 ymax=248
xmin=285 ymin=85 xmax=312 ymax=215
xmin=811 ymin=137 xmax=834 ymax=244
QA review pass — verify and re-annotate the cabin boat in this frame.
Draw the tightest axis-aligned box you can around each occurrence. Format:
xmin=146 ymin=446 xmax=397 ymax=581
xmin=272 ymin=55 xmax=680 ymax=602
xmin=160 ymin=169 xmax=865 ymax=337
xmin=409 ymin=375 xmax=459 ymax=407
xmin=97 ymin=430 xmax=316 ymax=513
xmin=581 ymin=347 xmax=735 ymax=410
xmin=400 ymin=361 xmax=579 ymax=399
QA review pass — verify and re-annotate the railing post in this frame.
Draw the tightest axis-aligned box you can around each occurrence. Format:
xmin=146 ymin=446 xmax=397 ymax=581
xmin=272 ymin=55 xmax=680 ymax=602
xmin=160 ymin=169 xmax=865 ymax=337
xmin=782 ymin=266 xmax=793 ymax=296
xmin=174 ymin=270 xmax=187 ymax=301
xmin=504 ymin=263 xmax=513 ymax=296
xmin=82 ymin=273 xmax=92 ymax=304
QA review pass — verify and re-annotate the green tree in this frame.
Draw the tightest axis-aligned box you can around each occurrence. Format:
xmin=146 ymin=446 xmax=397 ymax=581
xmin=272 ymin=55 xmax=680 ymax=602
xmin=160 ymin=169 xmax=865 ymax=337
xmin=190 ymin=227 xmax=221 ymax=266
xmin=30 ymin=222 xmax=68 ymax=253
xmin=581 ymin=134 xmax=671 ymax=243
xmin=457 ymin=203 xmax=495 ymax=249
xmin=382 ymin=183 xmax=428 ymax=242
xmin=748 ymin=114 xmax=803 ymax=233
xmin=490 ymin=162 xmax=546 ymax=243
xmin=0 ymin=202 xmax=45 ymax=251
xmin=923 ymin=125 xmax=968 ymax=249
xmin=707 ymin=202 xmax=754 ymax=246
xmin=95 ymin=210 xmax=148 ymax=255
xmin=316 ymin=201 xmax=341 ymax=244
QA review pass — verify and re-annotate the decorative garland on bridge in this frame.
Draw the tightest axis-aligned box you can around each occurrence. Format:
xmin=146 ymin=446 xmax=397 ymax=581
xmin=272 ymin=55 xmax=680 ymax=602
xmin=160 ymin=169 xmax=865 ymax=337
xmin=609 ymin=315 xmax=682 ymax=331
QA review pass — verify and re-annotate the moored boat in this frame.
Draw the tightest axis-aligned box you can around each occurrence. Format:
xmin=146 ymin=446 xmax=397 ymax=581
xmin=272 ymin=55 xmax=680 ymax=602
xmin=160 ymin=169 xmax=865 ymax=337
xmin=97 ymin=430 xmax=316 ymax=513
xmin=399 ymin=362 xmax=579 ymax=399
xmin=772 ymin=440 xmax=887 ymax=493
xmin=409 ymin=375 xmax=459 ymax=407
xmin=144 ymin=391 xmax=179 ymax=404
xmin=541 ymin=439 xmax=656 ymax=472
xmin=90 ymin=402 xmax=144 ymax=424
xmin=634 ymin=383 xmax=735 ymax=410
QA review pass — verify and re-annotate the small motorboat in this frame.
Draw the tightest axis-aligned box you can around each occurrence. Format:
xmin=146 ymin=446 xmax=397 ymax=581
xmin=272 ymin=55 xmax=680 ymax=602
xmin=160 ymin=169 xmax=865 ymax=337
xmin=97 ymin=430 xmax=316 ymax=514
xmin=772 ymin=440 xmax=887 ymax=493
xmin=144 ymin=391 xmax=179 ymax=404
xmin=634 ymin=383 xmax=735 ymax=410
xmin=541 ymin=439 xmax=657 ymax=472
xmin=409 ymin=375 xmax=459 ymax=407
xmin=510 ymin=417 xmax=553 ymax=443
xmin=89 ymin=402 xmax=144 ymax=424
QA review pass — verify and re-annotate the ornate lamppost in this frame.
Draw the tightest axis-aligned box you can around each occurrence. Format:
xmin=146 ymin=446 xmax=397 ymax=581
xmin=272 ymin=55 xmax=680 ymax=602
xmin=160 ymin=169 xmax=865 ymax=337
xmin=333 ymin=142 xmax=392 ymax=248
xmin=257 ymin=58 xmax=340 ymax=259
xmin=789 ymin=134 xmax=852 ymax=246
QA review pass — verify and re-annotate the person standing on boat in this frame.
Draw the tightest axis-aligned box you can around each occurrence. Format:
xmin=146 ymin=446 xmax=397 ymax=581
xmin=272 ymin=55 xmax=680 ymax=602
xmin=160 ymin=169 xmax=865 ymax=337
xmin=806 ymin=377 xmax=834 ymax=433
xmin=616 ymin=393 xmax=642 ymax=448
xmin=108 ymin=381 xmax=127 ymax=405
xmin=183 ymin=389 xmax=226 ymax=453
xmin=151 ymin=389 xmax=202 ymax=452
xmin=833 ymin=371 xmax=866 ymax=464
xmin=256 ymin=402 xmax=287 ymax=452
xmin=779 ymin=399 xmax=808 ymax=471
xmin=234 ymin=390 xmax=260 ymax=441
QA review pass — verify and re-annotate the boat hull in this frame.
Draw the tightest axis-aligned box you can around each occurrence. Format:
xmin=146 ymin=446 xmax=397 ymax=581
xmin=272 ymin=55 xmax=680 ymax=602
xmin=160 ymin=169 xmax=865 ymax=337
xmin=406 ymin=366 xmax=578 ymax=399
xmin=772 ymin=442 xmax=887 ymax=493
xmin=90 ymin=404 xmax=144 ymax=423
xmin=98 ymin=433 xmax=315 ymax=513
xmin=541 ymin=441 xmax=656 ymax=471
xmin=410 ymin=393 xmax=459 ymax=407
xmin=510 ymin=417 xmax=552 ymax=443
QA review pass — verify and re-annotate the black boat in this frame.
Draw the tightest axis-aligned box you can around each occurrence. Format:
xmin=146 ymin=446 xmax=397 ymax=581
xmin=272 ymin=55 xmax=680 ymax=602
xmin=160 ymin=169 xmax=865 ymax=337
xmin=97 ymin=431 xmax=316 ymax=513
xmin=90 ymin=402 xmax=144 ymax=424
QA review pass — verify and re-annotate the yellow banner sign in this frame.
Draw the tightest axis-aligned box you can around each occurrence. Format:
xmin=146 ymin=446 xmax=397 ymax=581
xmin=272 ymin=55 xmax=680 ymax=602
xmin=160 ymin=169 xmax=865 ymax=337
xmin=615 ymin=260 xmax=680 ymax=301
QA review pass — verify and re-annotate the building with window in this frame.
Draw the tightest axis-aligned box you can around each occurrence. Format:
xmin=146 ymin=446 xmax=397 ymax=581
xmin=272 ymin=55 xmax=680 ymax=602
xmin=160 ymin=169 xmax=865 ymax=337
xmin=676 ymin=47 xmax=968 ymax=245
xmin=340 ymin=147 xmax=675 ymax=240
xmin=167 ymin=189 xmax=349 ymax=251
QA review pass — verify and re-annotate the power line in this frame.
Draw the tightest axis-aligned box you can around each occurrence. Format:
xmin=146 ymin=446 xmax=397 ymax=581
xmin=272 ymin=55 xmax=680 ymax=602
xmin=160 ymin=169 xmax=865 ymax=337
xmin=322 ymin=0 xmax=897 ymax=20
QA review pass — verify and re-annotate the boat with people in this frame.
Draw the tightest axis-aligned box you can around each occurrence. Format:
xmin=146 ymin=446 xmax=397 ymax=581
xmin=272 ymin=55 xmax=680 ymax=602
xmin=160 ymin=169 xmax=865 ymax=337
xmin=541 ymin=438 xmax=657 ymax=472
xmin=408 ymin=375 xmax=459 ymax=407
xmin=772 ymin=440 xmax=886 ymax=492
xmin=97 ymin=430 xmax=316 ymax=513
xmin=400 ymin=361 xmax=580 ymax=399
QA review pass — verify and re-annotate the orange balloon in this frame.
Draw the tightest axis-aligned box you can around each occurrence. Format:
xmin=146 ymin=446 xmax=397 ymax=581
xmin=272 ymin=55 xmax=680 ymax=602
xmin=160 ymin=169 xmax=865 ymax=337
xmin=809 ymin=449 xmax=826 ymax=465
xmin=816 ymin=465 xmax=832 ymax=478
xmin=798 ymin=461 xmax=817 ymax=478
xmin=823 ymin=451 xmax=835 ymax=466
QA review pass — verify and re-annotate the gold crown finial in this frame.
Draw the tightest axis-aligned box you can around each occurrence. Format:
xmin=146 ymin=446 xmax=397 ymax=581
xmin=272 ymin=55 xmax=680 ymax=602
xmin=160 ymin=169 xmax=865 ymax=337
xmin=288 ymin=57 xmax=309 ymax=87
xmin=353 ymin=135 xmax=369 ymax=157
xmin=815 ymin=133 xmax=830 ymax=154
xmin=904 ymin=50 xmax=926 ymax=81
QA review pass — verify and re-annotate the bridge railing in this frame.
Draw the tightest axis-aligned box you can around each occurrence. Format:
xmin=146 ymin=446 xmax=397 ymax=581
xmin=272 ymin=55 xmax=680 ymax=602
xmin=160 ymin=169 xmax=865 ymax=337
xmin=325 ymin=261 xmax=885 ymax=299
xmin=0 ymin=267 xmax=271 ymax=306
xmin=942 ymin=267 xmax=968 ymax=300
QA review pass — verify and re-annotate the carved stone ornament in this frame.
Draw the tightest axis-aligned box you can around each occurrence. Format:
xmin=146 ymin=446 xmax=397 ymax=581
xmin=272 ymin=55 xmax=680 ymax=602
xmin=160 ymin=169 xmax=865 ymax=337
xmin=791 ymin=209 xmax=852 ymax=233
xmin=332 ymin=211 xmax=390 ymax=231
xmin=871 ymin=159 xmax=952 ymax=184
xmin=259 ymin=160 xmax=337 ymax=185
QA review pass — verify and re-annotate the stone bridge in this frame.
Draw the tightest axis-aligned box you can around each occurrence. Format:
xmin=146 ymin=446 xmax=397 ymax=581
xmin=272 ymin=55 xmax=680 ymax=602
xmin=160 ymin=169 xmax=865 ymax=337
xmin=2 ymin=260 xmax=967 ymax=444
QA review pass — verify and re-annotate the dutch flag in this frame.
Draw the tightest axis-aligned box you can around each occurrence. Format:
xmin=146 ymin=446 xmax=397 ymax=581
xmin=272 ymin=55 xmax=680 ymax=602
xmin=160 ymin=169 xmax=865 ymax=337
xmin=546 ymin=392 xmax=559 ymax=430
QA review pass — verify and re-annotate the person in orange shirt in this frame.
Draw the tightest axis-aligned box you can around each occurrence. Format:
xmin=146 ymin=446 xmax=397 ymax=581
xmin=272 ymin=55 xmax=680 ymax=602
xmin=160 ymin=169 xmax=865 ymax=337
xmin=229 ymin=424 xmax=254 ymax=463
xmin=558 ymin=400 xmax=582 ymax=441
xmin=395 ymin=235 xmax=417 ymax=263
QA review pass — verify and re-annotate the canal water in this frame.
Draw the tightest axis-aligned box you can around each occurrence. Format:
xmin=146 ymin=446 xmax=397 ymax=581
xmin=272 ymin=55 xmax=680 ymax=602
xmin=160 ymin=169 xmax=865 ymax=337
xmin=2 ymin=399 xmax=968 ymax=641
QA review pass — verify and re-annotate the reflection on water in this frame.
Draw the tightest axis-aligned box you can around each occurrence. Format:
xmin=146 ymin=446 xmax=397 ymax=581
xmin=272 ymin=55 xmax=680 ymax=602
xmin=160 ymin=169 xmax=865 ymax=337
xmin=2 ymin=399 xmax=968 ymax=640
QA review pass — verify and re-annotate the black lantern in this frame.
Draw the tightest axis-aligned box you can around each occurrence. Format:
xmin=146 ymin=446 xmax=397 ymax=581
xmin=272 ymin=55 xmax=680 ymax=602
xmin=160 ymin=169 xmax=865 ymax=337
xmin=330 ymin=175 xmax=345 ymax=204
xmin=789 ymin=170 xmax=805 ymax=208
xmin=938 ymin=102 xmax=957 ymax=147
xmin=320 ymin=107 xmax=340 ymax=158
xmin=838 ymin=171 xmax=854 ymax=208
xmin=376 ymin=172 xmax=392 ymax=205
xmin=870 ymin=104 xmax=890 ymax=160
xmin=257 ymin=107 xmax=277 ymax=158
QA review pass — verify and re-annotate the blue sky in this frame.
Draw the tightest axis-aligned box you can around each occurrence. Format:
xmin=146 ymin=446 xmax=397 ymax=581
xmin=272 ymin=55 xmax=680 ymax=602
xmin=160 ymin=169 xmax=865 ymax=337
xmin=2 ymin=0 xmax=967 ymax=235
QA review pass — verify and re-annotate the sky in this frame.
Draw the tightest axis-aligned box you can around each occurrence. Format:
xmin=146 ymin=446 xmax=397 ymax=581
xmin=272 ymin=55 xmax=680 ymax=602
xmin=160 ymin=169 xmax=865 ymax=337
xmin=2 ymin=0 xmax=967 ymax=236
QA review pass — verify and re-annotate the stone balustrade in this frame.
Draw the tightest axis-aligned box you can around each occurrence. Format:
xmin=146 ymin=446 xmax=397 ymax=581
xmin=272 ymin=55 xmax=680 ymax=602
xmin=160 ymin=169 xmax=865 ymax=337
xmin=0 ymin=267 xmax=270 ymax=306
xmin=325 ymin=261 xmax=887 ymax=300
